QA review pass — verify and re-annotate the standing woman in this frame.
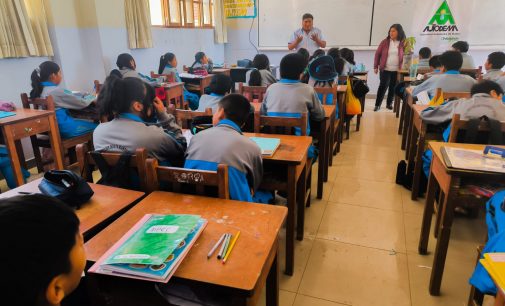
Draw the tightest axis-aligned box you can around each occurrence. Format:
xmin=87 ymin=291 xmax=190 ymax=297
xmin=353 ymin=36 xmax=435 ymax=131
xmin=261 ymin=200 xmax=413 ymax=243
xmin=373 ymin=24 xmax=406 ymax=111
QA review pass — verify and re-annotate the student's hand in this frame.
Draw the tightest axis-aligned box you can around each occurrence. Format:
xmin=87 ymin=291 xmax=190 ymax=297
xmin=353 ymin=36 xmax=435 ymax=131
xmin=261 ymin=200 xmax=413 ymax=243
xmin=374 ymin=68 xmax=378 ymax=74
xmin=153 ymin=97 xmax=166 ymax=114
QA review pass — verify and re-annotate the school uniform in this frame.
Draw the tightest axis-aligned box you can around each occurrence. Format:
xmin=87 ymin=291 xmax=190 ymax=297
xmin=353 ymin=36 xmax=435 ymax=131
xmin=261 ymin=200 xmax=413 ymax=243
xmin=245 ymin=69 xmax=277 ymax=86
xmin=93 ymin=112 xmax=186 ymax=166
xmin=196 ymin=93 xmax=223 ymax=113
xmin=483 ymin=69 xmax=504 ymax=81
xmin=191 ymin=62 xmax=211 ymax=73
xmin=289 ymin=27 xmax=324 ymax=54
xmin=411 ymin=70 xmax=476 ymax=98
xmin=417 ymin=58 xmax=430 ymax=70
xmin=119 ymin=68 xmax=159 ymax=86
xmin=40 ymin=82 xmax=98 ymax=139
xmin=184 ymin=119 xmax=269 ymax=203
xmin=162 ymin=65 xmax=200 ymax=110
xmin=497 ymin=76 xmax=505 ymax=92
xmin=461 ymin=53 xmax=476 ymax=69
xmin=342 ymin=60 xmax=354 ymax=76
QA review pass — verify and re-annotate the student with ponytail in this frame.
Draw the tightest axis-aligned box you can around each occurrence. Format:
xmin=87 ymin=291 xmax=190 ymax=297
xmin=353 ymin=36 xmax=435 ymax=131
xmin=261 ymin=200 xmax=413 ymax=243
xmin=246 ymin=54 xmax=277 ymax=87
xmin=158 ymin=52 xmax=200 ymax=110
xmin=93 ymin=76 xmax=186 ymax=166
xmin=30 ymin=61 xmax=98 ymax=139
xmin=112 ymin=53 xmax=160 ymax=86
xmin=190 ymin=51 xmax=212 ymax=74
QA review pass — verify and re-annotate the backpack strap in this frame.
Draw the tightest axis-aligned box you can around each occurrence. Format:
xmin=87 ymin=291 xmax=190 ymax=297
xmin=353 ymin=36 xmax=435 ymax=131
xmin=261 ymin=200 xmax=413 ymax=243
xmin=463 ymin=116 xmax=483 ymax=143
xmin=89 ymin=151 xmax=133 ymax=188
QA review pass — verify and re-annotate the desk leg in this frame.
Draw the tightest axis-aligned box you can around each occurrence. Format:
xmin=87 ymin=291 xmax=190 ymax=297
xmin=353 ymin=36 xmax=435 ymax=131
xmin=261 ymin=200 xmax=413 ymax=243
xmin=394 ymin=96 xmax=400 ymax=118
xmin=3 ymin=126 xmax=24 ymax=187
xmin=329 ymin=117 xmax=335 ymax=166
xmin=429 ymin=177 xmax=460 ymax=296
xmin=324 ymin=122 xmax=330 ymax=181
xmin=266 ymin=251 xmax=279 ymax=306
xmin=297 ymin=164 xmax=306 ymax=238
xmin=398 ymin=98 xmax=406 ymax=135
xmin=285 ymin=165 xmax=296 ymax=275
xmin=407 ymin=122 xmax=418 ymax=167
xmin=48 ymin=114 xmax=65 ymax=170
xmin=317 ymin=121 xmax=326 ymax=199
xmin=403 ymin=106 xmax=413 ymax=155
xmin=418 ymin=168 xmax=437 ymax=255
xmin=411 ymin=133 xmax=425 ymax=201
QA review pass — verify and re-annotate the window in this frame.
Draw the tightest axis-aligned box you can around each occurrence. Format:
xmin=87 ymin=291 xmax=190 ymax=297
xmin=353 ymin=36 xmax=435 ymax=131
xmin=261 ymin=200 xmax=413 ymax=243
xmin=149 ymin=0 xmax=214 ymax=28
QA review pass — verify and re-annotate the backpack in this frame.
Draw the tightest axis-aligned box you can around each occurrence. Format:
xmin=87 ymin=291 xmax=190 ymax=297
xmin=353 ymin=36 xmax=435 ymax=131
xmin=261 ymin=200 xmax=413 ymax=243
xmin=350 ymin=77 xmax=369 ymax=99
xmin=462 ymin=116 xmax=504 ymax=145
xmin=89 ymin=151 xmax=137 ymax=190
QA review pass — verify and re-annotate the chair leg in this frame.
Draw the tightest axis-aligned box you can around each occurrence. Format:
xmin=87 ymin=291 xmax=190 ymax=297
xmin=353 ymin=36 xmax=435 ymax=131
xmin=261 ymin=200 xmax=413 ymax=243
xmin=306 ymin=164 xmax=312 ymax=207
xmin=356 ymin=115 xmax=361 ymax=132
xmin=345 ymin=116 xmax=351 ymax=140
xmin=30 ymin=136 xmax=44 ymax=173
xmin=434 ymin=190 xmax=444 ymax=239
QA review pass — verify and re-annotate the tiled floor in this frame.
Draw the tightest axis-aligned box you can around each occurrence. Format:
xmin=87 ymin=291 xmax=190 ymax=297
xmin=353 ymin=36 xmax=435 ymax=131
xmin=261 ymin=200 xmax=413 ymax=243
xmin=263 ymin=100 xmax=490 ymax=306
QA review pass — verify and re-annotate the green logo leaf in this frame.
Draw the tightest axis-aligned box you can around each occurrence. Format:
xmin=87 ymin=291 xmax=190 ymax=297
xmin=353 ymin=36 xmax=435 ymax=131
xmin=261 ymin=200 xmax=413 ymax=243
xmin=428 ymin=0 xmax=456 ymax=25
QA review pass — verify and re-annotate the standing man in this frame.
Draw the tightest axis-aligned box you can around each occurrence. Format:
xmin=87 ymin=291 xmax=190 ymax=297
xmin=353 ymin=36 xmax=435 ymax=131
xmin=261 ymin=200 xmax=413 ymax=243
xmin=288 ymin=13 xmax=326 ymax=54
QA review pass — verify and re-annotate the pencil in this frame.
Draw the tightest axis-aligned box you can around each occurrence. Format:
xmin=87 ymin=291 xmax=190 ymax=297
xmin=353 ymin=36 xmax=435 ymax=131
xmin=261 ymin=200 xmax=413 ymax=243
xmin=217 ymin=234 xmax=230 ymax=260
xmin=222 ymin=231 xmax=240 ymax=264
xmin=207 ymin=233 xmax=226 ymax=259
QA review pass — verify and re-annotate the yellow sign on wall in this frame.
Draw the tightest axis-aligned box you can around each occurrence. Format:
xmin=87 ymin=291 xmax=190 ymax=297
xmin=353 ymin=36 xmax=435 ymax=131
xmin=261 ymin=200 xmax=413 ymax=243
xmin=224 ymin=0 xmax=256 ymax=18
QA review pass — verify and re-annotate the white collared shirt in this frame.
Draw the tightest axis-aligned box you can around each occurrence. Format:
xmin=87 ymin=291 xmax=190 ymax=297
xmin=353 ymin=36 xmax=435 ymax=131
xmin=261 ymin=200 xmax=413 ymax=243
xmin=385 ymin=39 xmax=400 ymax=71
xmin=289 ymin=27 xmax=324 ymax=54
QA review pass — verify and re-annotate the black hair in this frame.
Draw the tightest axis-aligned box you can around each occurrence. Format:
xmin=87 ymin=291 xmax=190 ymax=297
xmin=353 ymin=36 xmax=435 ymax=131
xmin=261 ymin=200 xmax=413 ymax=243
xmin=309 ymin=49 xmax=325 ymax=62
xmin=302 ymin=13 xmax=313 ymax=20
xmin=30 ymin=61 xmax=61 ymax=99
xmin=327 ymin=48 xmax=341 ymax=59
xmin=280 ymin=53 xmax=307 ymax=80
xmin=209 ymin=74 xmax=232 ymax=95
xmin=98 ymin=75 xmax=150 ymax=119
xmin=452 ymin=41 xmax=469 ymax=53
xmin=439 ymin=50 xmax=463 ymax=71
xmin=297 ymin=48 xmax=310 ymax=64
xmin=249 ymin=54 xmax=271 ymax=86
xmin=487 ymin=51 xmax=505 ymax=70
xmin=116 ymin=53 xmax=135 ymax=70
xmin=0 ymin=195 xmax=80 ymax=306
xmin=340 ymin=48 xmax=355 ymax=65
xmin=218 ymin=94 xmax=251 ymax=126
xmin=429 ymin=55 xmax=442 ymax=69
xmin=110 ymin=69 xmax=123 ymax=78
xmin=334 ymin=57 xmax=346 ymax=75
xmin=419 ymin=47 xmax=432 ymax=59
xmin=388 ymin=24 xmax=406 ymax=42
xmin=158 ymin=52 xmax=176 ymax=74
xmin=471 ymin=80 xmax=504 ymax=96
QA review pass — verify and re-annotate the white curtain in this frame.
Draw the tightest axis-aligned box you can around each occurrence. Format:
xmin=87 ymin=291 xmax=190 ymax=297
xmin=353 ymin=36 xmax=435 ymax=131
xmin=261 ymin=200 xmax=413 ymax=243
xmin=125 ymin=0 xmax=153 ymax=49
xmin=213 ymin=0 xmax=227 ymax=44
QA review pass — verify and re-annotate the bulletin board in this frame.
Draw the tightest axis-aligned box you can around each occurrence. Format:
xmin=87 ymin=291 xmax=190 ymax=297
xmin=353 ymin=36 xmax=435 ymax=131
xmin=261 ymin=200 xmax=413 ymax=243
xmin=224 ymin=0 xmax=256 ymax=18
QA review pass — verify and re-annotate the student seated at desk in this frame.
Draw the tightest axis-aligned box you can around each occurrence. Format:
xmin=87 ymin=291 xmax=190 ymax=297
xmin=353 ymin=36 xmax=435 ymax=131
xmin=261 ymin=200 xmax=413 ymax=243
xmin=418 ymin=47 xmax=432 ymax=70
xmin=452 ymin=41 xmax=475 ymax=69
xmin=0 ymin=194 xmax=85 ymax=306
xmin=483 ymin=51 xmax=505 ymax=81
xmin=196 ymin=74 xmax=232 ymax=113
xmin=340 ymin=48 xmax=356 ymax=76
xmin=94 ymin=76 xmax=186 ymax=166
xmin=189 ymin=51 xmax=212 ymax=74
xmin=297 ymin=48 xmax=310 ymax=65
xmin=423 ymin=55 xmax=442 ymax=79
xmin=246 ymin=54 xmax=277 ymax=87
xmin=158 ymin=52 xmax=200 ymax=110
xmin=30 ymin=61 xmax=98 ymax=139
xmin=185 ymin=94 xmax=271 ymax=203
xmin=420 ymin=80 xmax=505 ymax=178
xmin=112 ymin=53 xmax=159 ymax=86
xmin=412 ymin=50 xmax=477 ymax=98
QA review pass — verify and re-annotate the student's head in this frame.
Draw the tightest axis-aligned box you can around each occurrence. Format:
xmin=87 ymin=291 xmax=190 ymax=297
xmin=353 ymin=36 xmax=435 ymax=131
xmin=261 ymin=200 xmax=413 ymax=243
xmin=301 ymin=13 xmax=313 ymax=31
xmin=158 ymin=52 xmax=177 ymax=74
xmin=340 ymin=48 xmax=355 ymax=65
xmin=213 ymin=94 xmax=251 ymax=127
xmin=280 ymin=53 xmax=306 ymax=80
xmin=30 ymin=61 xmax=62 ymax=99
xmin=252 ymin=54 xmax=270 ymax=71
xmin=327 ymin=48 xmax=341 ymax=60
xmin=388 ymin=24 xmax=406 ymax=41
xmin=334 ymin=57 xmax=346 ymax=75
xmin=485 ymin=51 xmax=505 ymax=71
xmin=98 ymin=75 xmax=156 ymax=120
xmin=0 ymin=195 xmax=84 ymax=306
xmin=452 ymin=41 xmax=469 ymax=53
xmin=296 ymin=48 xmax=310 ymax=65
xmin=429 ymin=55 xmax=442 ymax=70
xmin=419 ymin=47 xmax=432 ymax=60
xmin=209 ymin=74 xmax=232 ymax=95
xmin=116 ymin=53 xmax=136 ymax=70
xmin=438 ymin=50 xmax=463 ymax=72
xmin=470 ymin=80 xmax=504 ymax=100
xmin=195 ymin=52 xmax=208 ymax=64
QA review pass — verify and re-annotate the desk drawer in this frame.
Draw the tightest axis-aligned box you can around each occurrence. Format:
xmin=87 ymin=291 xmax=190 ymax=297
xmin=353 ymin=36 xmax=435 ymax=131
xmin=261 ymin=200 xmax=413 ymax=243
xmin=8 ymin=117 xmax=51 ymax=139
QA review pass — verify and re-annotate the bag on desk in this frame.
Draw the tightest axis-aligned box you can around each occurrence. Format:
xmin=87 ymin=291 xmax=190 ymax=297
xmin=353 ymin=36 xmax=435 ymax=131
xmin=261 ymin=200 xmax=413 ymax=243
xmin=38 ymin=170 xmax=94 ymax=209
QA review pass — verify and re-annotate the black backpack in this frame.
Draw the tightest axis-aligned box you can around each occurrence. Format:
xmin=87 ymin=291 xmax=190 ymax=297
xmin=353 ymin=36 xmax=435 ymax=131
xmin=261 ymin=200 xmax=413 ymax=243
xmin=89 ymin=151 xmax=136 ymax=190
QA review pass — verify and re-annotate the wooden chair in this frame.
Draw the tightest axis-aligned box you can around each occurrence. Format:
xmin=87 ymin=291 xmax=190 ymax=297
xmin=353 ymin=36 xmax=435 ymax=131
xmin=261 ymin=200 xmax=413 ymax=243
xmin=467 ymin=245 xmax=488 ymax=306
xmin=433 ymin=88 xmax=472 ymax=101
xmin=238 ymin=83 xmax=268 ymax=103
xmin=145 ymin=158 xmax=230 ymax=198
xmin=314 ymin=86 xmax=341 ymax=157
xmin=21 ymin=93 xmax=94 ymax=172
xmin=448 ymin=113 xmax=505 ymax=143
xmin=168 ymin=105 xmax=212 ymax=129
xmin=150 ymin=71 xmax=175 ymax=83
xmin=76 ymin=143 xmax=149 ymax=192
xmin=460 ymin=66 xmax=482 ymax=79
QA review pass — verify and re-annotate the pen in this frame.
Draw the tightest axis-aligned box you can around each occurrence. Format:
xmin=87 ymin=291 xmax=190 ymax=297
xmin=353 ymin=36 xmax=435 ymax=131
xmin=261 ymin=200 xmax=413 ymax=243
xmin=218 ymin=234 xmax=231 ymax=260
xmin=222 ymin=231 xmax=241 ymax=264
xmin=207 ymin=234 xmax=226 ymax=259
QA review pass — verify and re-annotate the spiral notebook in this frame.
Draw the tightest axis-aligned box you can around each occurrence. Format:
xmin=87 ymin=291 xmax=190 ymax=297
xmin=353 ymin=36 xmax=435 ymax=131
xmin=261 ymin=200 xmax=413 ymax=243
xmin=249 ymin=137 xmax=281 ymax=157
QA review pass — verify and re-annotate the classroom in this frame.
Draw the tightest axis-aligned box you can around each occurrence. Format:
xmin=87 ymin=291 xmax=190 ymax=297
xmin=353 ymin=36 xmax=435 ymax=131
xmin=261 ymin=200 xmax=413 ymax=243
xmin=1 ymin=0 xmax=505 ymax=305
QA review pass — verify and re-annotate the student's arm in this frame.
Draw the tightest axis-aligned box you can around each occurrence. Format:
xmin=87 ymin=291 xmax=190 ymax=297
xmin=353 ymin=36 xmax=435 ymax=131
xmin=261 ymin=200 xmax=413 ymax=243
xmin=420 ymin=100 xmax=460 ymax=125
xmin=308 ymin=89 xmax=325 ymax=121
xmin=247 ymin=145 xmax=264 ymax=192
xmin=53 ymin=89 xmax=94 ymax=110
xmin=411 ymin=77 xmax=434 ymax=97
xmin=373 ymin=40 xmax=384 ymax=74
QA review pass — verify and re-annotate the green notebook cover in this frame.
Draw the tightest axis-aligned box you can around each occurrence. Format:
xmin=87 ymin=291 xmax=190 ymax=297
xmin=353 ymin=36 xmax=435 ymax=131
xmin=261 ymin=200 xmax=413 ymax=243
xmin=249 ymin=137 xmax=281 ymax=156
xmin=104 ymin=214 xmax=200 ymax=266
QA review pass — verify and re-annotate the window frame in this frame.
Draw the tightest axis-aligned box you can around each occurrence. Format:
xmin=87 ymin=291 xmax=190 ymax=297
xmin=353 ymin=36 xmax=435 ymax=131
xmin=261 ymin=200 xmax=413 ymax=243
xmin=150 ymin=0 xmax=214 ymax=29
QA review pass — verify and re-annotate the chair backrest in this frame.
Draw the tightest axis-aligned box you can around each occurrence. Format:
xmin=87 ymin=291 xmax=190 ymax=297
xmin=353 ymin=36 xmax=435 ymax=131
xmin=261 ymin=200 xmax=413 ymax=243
xmin=253 ymin=111 xmax=308 ymax=136
xmin=448 ymin=113 xmax=505 ymax=143
xmin=183 ymin=65 xmax=189 ymax=72
xmin=93 ymin=80 xmax=102 ymax=95
xmin=76 ymin=143 xmax=149 ymax=191
xmin=20 ymin=93 xmax=55 ymax=111
xmin=150 ymin=71 xmax=175 ymax=83
xmin=145 ymin=158 xmax=230 ymax=198
xmin=239 ymin=83 xmax=268 ymax=103
xmin=169 ymin=106 xmax=212 ymax=129
xmin=314 ymin=86 xmax=337 ymax=105
xmin=434 ymin=88 xmax=472 ymax=102
xmin=460 ymin=66 xmax=482 ymax=79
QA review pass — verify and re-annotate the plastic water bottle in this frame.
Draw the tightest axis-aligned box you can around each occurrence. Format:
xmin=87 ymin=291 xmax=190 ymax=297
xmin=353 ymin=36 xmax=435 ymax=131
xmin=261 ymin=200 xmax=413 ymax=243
xmin=409 ymin=63 xmax=418 ymax=78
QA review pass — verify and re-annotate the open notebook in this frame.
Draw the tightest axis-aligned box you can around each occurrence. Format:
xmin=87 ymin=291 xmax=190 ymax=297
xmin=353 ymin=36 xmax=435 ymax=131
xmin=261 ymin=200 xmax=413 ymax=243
xmin=441 ymin=146 xmax=505 ymax=174
xmin=249 ymin=137 xmax=281 ymax=157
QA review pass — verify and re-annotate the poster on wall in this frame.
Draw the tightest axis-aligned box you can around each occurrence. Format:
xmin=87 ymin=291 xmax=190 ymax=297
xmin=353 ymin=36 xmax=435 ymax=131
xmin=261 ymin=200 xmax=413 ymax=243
xmin=224 ymin=0 xmax=256 ymax=18
xmin=411 ymin=0 xmax=471 ymax=53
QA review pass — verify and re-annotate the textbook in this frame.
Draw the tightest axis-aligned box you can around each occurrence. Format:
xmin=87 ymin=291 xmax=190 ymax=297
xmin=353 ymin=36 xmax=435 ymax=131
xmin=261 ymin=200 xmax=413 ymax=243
xmin=0 ymin=111 xmax=16 ymax=119
xmin=249 ymin=137 xmax=281 ymax=157
xmin=480 ymin=253 xmax=505 ymax=291
xmin=89 ymin=214 xmax=207 ymax=282
xmin=441 ymin=146 xmax=505 ymax=174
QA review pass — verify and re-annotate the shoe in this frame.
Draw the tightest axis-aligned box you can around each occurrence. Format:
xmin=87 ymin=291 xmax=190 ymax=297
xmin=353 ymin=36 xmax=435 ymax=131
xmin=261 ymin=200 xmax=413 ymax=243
xmin=386 ymin=104 xmax=393 ymax=110
xmin=374 ymin=106 xmax=381 ymax=112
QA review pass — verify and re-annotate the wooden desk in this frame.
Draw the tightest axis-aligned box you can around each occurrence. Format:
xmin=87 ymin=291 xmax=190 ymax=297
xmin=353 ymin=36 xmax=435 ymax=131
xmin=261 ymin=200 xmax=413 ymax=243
xmin=180 ymin=75 xmax=213 ymax=96
xmin=85 ymin=192 xmax=287 ymax=306
xmin=418 ymin=142 xmax=505 ymax=295
xmin=394 ymin=70 xmax=410 ymax=117
xmin=0 ymin=109 xmax=64 ymax=186
xmin=0 ymin=178 xmax=144 ymax=241
xmin=211 ymin=68 xmax=231 ymax=76
xmin=160 ymin=82 xmax=185 ymax=109
xmin=335 ymin=85 xmax=347 ymax=143
xmin=400 ymin=90 xmax=415 ymax=152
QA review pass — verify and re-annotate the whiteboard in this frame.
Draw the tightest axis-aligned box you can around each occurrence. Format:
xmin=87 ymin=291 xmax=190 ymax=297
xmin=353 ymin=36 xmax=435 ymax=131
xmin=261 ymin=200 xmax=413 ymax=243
xmin=370 ymin=0 xmax=415 ymax=45
xmin=258 ymin=0 xmax=374 ymax=48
